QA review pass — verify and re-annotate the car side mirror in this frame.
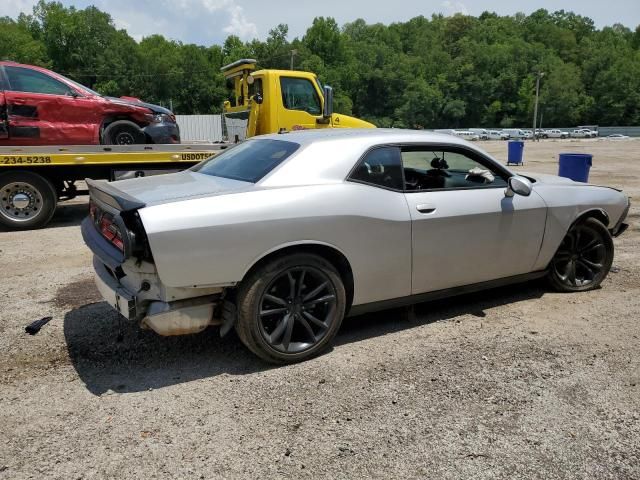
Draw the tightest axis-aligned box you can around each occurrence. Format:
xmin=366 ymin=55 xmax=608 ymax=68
xmin=67 ymin=90 xmax=80 ymax=98
xmin=505 ymin=175 xmax=532 ymax=197
xmin=322 ymin=85 xmax=333 ymax=118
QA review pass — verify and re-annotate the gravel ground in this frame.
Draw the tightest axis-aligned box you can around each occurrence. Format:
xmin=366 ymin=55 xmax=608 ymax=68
xmin=1 ymin=138 xmax=639 ymax=479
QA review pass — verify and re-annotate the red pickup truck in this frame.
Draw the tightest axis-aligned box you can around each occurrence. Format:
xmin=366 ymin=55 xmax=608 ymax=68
xmin=0 ymin=61 xmax=180 ymax=146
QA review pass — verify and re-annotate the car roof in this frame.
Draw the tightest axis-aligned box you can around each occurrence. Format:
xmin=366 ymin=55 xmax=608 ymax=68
xmin=1 ymin=61 xmax=31 ymax=67
xmin=255 ymin=128 xmax=510 ymax=187
xmin=252 ymin=128 xmax=472 ymax=148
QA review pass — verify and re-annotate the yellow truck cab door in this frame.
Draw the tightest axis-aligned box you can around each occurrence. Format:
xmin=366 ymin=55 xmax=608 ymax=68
xmin=276 ymin=76 xmax=327 ymax=132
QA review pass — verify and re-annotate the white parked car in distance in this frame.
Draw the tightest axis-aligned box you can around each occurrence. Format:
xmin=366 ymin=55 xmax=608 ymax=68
xmin=469 ymin=128 xmax=490 ymax=140
xmin=502 ymin=129 xmax=528 ymax=139
xmin=454 ymin=130 xmax=480 ymax=141
xmin=488 ymin=130 xmax=510 ymax=140
xmin=543 ymin=129 xmax=569 ymax=139
xmin=433 ymin=129 xmax=456 ymax=136
xmin=607 ymin=134 xmax=630 ymax=140
xmin=571 ymin=129 xmax=597 ymax=138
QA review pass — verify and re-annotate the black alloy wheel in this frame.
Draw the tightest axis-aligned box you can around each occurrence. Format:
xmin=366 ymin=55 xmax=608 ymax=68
xmin=548 ymin=217 xmax=614 ymax=292
xmin=235 ymin=253 xmax=346 ymax=364
xmin=258 ymin=266 xmax=337 ymax=354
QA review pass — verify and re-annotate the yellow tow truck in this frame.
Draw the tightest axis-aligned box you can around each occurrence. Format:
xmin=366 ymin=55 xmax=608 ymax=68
xmin=0 ymin=59 xmax=374 ymax=230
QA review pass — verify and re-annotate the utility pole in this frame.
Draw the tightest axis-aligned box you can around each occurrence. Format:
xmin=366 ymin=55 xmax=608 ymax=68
xmin=290 ymin=49 xmax=298 ymax=70
xmin=532 ymin=72 xmax=544 ymax=141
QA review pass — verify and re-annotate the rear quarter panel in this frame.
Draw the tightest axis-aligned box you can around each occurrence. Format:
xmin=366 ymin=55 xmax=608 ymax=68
xmin=139 ymin=183 xmax=413 ymax=306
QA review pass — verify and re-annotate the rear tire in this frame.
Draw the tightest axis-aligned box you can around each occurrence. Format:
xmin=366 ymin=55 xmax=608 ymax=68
xmin=235 ymin=253 xmax=346 ymax=364
xmin=102 ymin=120 xmax=145 ymax=145
xmin=0 ymin=171 xmax=57 ymax=230
xmin=547 ymin=217 xmax=614 ymax=292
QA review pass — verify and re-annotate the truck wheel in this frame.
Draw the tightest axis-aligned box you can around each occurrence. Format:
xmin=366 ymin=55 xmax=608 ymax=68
xmin=547 ymin=217 xmax=614 ymax=292
xmin=102 ymin=120 xmax=146 ymax=145
xmin=235 ymin=253 xmax=346 ymax=364
xmin=0 ymin=171 xmax=57 ymax=230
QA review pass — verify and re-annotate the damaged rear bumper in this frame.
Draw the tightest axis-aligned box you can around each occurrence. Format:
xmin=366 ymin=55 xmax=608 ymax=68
xmin=94 ymin=256 xmax=136 ymax=319
xmin=93 ymin=256 xmax=220 ymax=336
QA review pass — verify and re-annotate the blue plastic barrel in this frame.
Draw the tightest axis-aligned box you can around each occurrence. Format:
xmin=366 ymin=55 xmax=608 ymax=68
xmin=507 ymin=140 xmax=524 ymax=165
xmin=558 ymin=153 xmax=592 ymax=182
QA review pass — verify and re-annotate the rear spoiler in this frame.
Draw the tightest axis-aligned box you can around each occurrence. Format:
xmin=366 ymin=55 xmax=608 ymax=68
xmin=85 ymin=178 xmax=146 ymax=212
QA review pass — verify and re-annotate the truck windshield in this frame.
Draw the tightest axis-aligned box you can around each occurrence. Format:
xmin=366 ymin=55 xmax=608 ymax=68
xmin=191 ymin=139 xmax=300 ymax=183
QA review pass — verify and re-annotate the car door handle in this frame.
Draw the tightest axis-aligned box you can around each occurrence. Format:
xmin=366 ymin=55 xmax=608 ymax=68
xmin=416 ymin=204 xmax=436 ymax=214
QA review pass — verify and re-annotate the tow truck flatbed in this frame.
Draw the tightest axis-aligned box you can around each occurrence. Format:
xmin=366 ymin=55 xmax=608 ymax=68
xmin=0 ymin=143 xmax=227 ymax=230
xmin=0 ymin=143 xmax=226 ymax=166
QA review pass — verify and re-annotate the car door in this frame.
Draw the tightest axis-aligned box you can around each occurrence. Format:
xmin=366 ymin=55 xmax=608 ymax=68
xmin=401 ymin=145 xmax=547 ymax=294
xmin=2 ymin=65 xmax=99 ymax=145
xmin=277 ymin=76 xmax=323 ymax=132
xmin=346 ymin=145 xmax=413 ymax=304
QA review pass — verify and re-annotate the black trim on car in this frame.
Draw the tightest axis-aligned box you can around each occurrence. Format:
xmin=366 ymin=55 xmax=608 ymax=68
xmin=347 ymin=270 xmax=547 ymax=317
xmin=346 ymin=142 xmax=515 ymax=193
xmin=0 ymin=66 xmax=9 ymax=90
xmin=10 ymin=126 xmax=39 ymax=137
xmin=86 ymin=178 xmax=146 ymax=212
xmin=8 ymin=104 xmax=38 ymax=118
xmin=346 ymin=145 xmax=405 ymax=192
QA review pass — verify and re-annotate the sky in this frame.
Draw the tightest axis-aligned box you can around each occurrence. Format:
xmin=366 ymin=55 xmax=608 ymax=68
xmin=2 ymin=0 xmax=639 ymax=45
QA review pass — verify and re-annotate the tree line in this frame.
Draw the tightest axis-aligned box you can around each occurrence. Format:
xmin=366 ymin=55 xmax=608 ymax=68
xmin=2 ymin=0 xmax=640 ymax=127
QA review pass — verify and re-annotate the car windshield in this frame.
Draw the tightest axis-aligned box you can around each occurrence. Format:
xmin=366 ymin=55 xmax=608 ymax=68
xmin=61 ymin=75 xmax=102 ymax=97
xmin=191 ymin=139 xmax=300 ymax=183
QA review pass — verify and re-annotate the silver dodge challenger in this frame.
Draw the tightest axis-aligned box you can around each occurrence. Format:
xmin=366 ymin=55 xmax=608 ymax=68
xmin=82 ymin=129 xmax=630 ymax=363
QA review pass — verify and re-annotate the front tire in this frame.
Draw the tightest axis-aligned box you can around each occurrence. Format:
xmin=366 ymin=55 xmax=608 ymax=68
xmin=235 ymin=253 xmax=346 ymax=364
xmin=0 ymin=171 xmax=57 ymax=230
xmin=102 ymin=120 xmax=145 ymax=145
xmin=547 ymin=217 xmax=614 ymax=292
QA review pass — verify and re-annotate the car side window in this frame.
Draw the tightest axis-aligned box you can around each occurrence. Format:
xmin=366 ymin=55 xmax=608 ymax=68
xmin=4 ymin=66 xmax=70 ymax=96
xmin=402 ymin=147 xmax=507 ymax=191
xmin=349 ymin=146 xmax=404 ymax=190
xmin=280 ymin=77 xmax=321 ymax=115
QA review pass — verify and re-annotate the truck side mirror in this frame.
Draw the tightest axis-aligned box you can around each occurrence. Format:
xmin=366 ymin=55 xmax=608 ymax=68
xmin=323 ymin=85 xmax=333 ymax=118
xmin=253 ymin=93 xmax=263 ymax=105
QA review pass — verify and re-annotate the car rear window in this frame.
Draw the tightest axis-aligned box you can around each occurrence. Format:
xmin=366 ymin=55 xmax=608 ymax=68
xmin=191 ymin=139 xmax=299 ymax=183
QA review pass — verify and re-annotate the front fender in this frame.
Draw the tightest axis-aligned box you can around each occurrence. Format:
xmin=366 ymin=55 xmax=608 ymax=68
xmin=532 ymin=185 xmax=628 ymax=270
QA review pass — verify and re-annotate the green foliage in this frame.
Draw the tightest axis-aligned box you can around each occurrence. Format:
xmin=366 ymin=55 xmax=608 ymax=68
xmin=2 ymin=2 xmax=639 ymax=125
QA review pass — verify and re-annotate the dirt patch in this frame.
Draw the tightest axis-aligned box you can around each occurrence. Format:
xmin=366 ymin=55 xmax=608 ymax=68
xmin=54 ymin=277 xmax=102 ymax=309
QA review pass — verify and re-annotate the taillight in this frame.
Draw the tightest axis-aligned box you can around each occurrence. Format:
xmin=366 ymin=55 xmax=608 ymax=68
xmin=90 ymin=200 xmax=124 ymax=252
xmin=100 ymin=216 xmax=124 ymax=251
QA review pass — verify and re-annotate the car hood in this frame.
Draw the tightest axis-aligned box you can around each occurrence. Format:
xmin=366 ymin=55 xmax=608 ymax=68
xmin=521 ymin=172 xmax=623 ymax=192
xmin=520 ymin=172 xmax=577 ymax=185
xmin=109 ymin=171 xmax=253 ymax=207
xmin=104 ymin=96 xmax=173 ymax=115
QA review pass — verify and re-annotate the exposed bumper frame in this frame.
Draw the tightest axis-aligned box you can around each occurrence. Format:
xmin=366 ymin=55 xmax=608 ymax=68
xmin=611 ymin=198 xmax=631 ymax=238
xmin=93 ymin=256 xmax=137 ymax=320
